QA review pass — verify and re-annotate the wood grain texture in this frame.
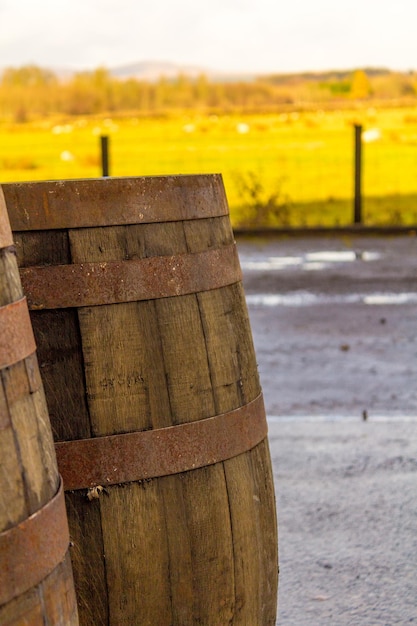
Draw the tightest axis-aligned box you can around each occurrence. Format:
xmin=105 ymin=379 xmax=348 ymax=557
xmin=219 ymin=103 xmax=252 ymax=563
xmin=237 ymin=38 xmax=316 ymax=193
xmin=0 ymin=198 xmax=78 ymax=625
xmin=11 ymin=176 xmax=278 ymax=625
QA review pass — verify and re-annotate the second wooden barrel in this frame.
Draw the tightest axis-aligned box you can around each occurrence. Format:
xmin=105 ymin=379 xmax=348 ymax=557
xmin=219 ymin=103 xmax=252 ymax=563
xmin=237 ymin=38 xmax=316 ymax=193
xmin=4 ymin=175 xmax=278 ymax=625
xmin=0 ymin=187 xmax=78 ymax=625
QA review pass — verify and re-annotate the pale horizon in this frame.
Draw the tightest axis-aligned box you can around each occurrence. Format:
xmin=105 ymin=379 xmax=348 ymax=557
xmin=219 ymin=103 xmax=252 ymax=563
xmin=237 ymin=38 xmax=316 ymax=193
xmin=1 ymin=0 xmax=416 ymax=76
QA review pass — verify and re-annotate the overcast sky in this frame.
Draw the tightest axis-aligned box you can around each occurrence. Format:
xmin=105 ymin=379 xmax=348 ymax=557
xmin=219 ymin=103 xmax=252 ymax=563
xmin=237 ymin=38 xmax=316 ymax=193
xmin=1 ymin=0 xmax=416 ymax=75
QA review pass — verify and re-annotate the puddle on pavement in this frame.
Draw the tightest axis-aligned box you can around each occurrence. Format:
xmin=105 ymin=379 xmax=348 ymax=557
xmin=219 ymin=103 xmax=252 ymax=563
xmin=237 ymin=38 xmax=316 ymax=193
xmin=305 ymin=250 xmax=379 ymax=263
xmin=363 ymin=293 xmax=417 ymax=305
xmin=242 ymin=256 xmax=303 ymax=270
xmin=240 ymin=250 xmax=380 ymax=272
xmin=246 ymin=291 xmax=417 ymax=307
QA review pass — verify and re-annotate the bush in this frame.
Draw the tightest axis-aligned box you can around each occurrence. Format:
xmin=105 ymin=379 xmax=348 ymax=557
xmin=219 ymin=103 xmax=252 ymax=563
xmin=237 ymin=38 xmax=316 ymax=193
xmin=233 ymin=170 xmax=292 ymax=228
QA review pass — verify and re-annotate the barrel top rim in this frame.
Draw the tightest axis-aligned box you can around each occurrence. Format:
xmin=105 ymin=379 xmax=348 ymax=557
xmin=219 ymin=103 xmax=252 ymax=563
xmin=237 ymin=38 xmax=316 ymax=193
xmin=1 ymin=173 xmax=224 ymax=188
xmin=2 ymin=174 xmax=229 ymax=231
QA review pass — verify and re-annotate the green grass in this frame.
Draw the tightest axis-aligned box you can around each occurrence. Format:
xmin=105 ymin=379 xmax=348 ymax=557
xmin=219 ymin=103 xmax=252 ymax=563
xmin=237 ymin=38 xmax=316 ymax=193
xmin=1 ymin=107 xmax=417 ymax=228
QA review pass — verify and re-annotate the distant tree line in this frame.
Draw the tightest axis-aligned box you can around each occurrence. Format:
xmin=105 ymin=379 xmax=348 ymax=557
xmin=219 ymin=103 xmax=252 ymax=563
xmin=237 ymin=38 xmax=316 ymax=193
xmin=1 ymin=65 xmax=416 ymax=121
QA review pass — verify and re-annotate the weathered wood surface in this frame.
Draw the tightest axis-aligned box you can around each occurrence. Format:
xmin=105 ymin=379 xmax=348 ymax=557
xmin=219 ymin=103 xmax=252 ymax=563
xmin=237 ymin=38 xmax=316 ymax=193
xmin=0 ymin=187 xmax=78 ymax=625
xmin=8 ymin=176 xmax=278 ymax=625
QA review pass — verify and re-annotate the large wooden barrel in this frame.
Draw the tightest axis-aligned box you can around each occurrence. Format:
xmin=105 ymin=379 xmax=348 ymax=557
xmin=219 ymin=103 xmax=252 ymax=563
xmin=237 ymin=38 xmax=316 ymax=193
xmin=0 ymin=187 xmax=78 ymax=625
xmin=4 ymin=175 xmax=278 ymax=625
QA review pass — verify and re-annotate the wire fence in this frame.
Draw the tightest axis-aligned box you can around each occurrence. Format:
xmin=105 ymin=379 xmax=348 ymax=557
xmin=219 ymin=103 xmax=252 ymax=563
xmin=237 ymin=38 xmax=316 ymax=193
xmin=1 ymin=110 xmax=417 ymax=228
xmin=98 ymin=123 xmax=417 ymax=228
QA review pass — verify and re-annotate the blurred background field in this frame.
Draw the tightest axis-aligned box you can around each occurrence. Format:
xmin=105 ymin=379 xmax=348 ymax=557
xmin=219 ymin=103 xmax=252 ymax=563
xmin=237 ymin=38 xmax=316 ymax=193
xmin=1 ymin=66 xmax=417 ymax=229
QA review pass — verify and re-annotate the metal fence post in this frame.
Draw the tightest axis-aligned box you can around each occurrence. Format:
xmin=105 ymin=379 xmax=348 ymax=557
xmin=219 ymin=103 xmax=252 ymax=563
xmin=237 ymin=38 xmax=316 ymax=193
xmin=354 ymin=124 xmax=363 ymax=224
xmin=100 ymin=135 xmax=110 ymax=177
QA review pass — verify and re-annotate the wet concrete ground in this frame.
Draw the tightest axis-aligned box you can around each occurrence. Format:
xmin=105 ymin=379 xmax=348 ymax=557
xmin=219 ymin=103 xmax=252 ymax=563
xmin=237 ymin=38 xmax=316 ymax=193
xmin=267 ymin=418 xmax=417 ymax=626
xmin=237 ymin=233 xmax=417 ymax=419
xmin=236 ymin=233 xmax=417 ymax=625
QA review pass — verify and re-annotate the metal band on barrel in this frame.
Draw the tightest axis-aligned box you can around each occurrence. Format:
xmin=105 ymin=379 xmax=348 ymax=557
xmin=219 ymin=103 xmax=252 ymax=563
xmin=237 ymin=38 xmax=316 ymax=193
xmin=56 ymin=394 xmax=267 ymax=491
xmin=3 ymin=175 xmax=229 ymax=231
xmin=0 ymin=298 xmax=36 ymax=369
xmin=0 ymin=479 xmax=70 ymax=606
xmin=20 ymin=244 xmax=241 ymax=310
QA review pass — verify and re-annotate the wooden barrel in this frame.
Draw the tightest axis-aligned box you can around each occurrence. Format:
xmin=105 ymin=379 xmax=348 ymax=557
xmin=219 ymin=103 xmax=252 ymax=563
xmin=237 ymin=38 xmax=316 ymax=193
xmin=0 ymin=187 xmax=79 ymax=625
xmin=4 ymin=175 xmax=278 ymax=625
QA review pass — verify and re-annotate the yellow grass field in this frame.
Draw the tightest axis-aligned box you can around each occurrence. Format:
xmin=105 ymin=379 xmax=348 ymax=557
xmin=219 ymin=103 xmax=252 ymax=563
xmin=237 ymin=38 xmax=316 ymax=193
xmin=1 ymin=106 xmax=417 ymax=227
